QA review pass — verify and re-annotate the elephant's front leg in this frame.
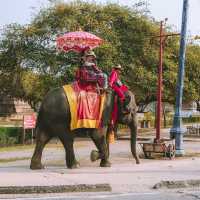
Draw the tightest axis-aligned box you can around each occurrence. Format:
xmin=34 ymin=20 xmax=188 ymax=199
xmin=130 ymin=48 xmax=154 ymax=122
xmin=89 ymin=129 xmax=111 ymax=167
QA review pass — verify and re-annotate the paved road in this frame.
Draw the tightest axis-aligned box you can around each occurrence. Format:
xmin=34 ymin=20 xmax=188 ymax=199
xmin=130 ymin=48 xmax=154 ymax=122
xmin=1 ymin=191 xmax=200 ymax=200
xmin=1 ymin=138 xmax=200 ymax=199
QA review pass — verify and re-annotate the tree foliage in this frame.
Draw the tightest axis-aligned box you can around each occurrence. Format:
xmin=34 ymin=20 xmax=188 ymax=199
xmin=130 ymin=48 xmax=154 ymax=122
xmin=0 ymin=1 xmax=200 ymax=111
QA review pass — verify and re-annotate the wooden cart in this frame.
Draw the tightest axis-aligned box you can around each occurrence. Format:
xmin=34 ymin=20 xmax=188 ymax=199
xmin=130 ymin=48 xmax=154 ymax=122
xmin=139 ymin=139 xmax=175 ymax=159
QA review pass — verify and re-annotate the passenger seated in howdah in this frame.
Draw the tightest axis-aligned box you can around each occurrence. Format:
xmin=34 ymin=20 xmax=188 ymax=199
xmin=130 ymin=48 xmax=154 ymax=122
xmin=75 ymin=49 xmax=108 ymax=92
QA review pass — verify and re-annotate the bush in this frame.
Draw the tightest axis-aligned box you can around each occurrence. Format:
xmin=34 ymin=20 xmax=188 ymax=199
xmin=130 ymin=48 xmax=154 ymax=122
xmin=0 ymin=127 xmax=22 ymax=146
xmin=182 ymin=116 xmax=200 ymax=124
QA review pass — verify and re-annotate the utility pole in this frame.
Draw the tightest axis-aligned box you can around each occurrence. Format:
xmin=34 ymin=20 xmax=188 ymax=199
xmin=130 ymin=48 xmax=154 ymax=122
xmin=170 ymin=0 xmax=189 ymax=156
xmin=140 ymin=21 xmax=180 ymax=158
xmin=155 ymin=20 xmax=179 ymax=143
xmin=155 ymin=21 xmax=164 ymax=142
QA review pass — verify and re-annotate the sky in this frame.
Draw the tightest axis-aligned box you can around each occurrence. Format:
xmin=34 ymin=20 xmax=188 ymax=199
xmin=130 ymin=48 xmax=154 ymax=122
xmin=0 ymin=0 xmax=199 ymax=37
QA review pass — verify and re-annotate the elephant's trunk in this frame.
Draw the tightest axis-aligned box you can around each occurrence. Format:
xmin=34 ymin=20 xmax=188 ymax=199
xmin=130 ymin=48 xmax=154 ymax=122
xmin=129 ymin=119 xmax=140 ymax=164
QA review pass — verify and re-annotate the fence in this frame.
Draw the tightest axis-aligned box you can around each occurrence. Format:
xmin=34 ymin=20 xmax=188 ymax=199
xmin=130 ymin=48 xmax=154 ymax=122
xmin=186 ymin=124 xmax=200 ymax=136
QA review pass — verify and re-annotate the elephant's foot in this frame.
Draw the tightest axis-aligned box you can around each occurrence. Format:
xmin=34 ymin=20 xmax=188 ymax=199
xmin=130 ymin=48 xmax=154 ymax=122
xmin=136 ymin=159 xmax=140 ymax=164
xmin=67 ymin=160 xmax=80 ymax=169
xmin=133 ymin=155 xmax=140 ymax=164
xmin=90 ymin=150 xmax=100 ymax=162
xmin=30 ymin=161 xmax=44 ymax=170
xmin=100 ymin=160 xmax=111 ymax=167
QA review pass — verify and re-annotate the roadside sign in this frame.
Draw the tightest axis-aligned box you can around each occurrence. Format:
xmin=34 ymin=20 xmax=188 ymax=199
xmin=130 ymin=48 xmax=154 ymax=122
xmin=23 ymin=114 xmax=36 ymax=129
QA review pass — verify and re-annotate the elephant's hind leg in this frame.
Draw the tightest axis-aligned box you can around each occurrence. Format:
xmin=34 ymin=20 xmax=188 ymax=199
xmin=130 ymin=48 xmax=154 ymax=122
xmin=30 ymin=127 xmax=52 ymax=170
xmin=59 ymin=134 xmax=79 ymax=169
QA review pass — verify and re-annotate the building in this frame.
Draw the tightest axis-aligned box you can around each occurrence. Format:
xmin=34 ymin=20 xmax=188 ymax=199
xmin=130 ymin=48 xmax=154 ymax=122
xmin=0 ymin=96 xmax=35 ymax=123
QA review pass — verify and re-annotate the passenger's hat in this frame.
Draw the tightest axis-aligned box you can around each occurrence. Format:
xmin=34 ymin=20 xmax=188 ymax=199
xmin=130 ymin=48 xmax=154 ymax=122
xmin=83 ymin=50 xmax=96 ymax=58
xmin=114 ymin=64 xmax=122 ymax=70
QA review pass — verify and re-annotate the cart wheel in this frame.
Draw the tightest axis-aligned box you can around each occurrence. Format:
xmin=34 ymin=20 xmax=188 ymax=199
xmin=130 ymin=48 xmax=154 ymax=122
xmin=144 ymin=151 xmax=151 ymax=159
xmin=166 ymin=144 xmax=175 ymax=159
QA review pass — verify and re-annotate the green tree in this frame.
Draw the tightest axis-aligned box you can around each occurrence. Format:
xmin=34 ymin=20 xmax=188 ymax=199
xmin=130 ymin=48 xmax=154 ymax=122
xmin=185 ymin=44 xmax=200 ymax=110
xmin=0 ymin=1 xmax=200 ymax=112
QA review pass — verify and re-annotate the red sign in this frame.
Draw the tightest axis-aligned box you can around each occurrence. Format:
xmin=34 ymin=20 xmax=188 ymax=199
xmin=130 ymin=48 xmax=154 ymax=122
xmin=23 ymin=114 xmax=36 ymax=129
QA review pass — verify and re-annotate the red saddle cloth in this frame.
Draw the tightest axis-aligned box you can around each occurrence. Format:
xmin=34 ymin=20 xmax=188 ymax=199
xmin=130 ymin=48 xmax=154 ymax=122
xmin=63 ymin=82 xmax=105 ymax=130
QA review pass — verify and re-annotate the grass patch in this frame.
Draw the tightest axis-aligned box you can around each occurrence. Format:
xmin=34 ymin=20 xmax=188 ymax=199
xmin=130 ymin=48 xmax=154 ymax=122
xmin=0 ymin=144 xmax=62 ymax=152
xmin=0 ymin=144 xmax=35 ymax=152
xmin=0 ymin=140 xmax=87 ymax=152
xmin=0 ymin=157 xmax=31 ymax=163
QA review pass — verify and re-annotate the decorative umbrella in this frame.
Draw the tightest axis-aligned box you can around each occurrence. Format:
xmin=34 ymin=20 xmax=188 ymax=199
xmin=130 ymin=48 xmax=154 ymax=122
xmin=56 ymin=31 xmax=103 ymax=53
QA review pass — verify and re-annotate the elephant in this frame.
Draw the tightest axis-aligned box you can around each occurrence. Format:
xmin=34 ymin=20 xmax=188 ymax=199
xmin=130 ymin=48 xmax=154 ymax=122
xmin=30 ymin=87 xmax=140 ymax=170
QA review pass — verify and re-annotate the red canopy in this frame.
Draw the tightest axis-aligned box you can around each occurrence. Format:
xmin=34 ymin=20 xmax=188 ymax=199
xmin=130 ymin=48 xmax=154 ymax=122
xmin=56 ymin=31 xmax=103 ymax=53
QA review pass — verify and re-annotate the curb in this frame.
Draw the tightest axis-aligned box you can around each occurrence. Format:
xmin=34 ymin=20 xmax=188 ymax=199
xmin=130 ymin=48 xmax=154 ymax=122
xmin=153 ymin=180 xmax=200 ymax=189
xmin=0 ymin=184 xmax=111 ymax=194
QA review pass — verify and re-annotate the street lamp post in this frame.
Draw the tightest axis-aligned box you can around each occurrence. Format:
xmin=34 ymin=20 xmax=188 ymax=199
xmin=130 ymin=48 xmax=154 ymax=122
xmin=170 ymin=0 xmax=189 ymax=156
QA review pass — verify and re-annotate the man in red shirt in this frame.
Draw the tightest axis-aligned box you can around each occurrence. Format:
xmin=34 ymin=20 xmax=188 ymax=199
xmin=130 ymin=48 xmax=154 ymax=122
xmin=109 ymin=64 xmax=129 ymax=113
